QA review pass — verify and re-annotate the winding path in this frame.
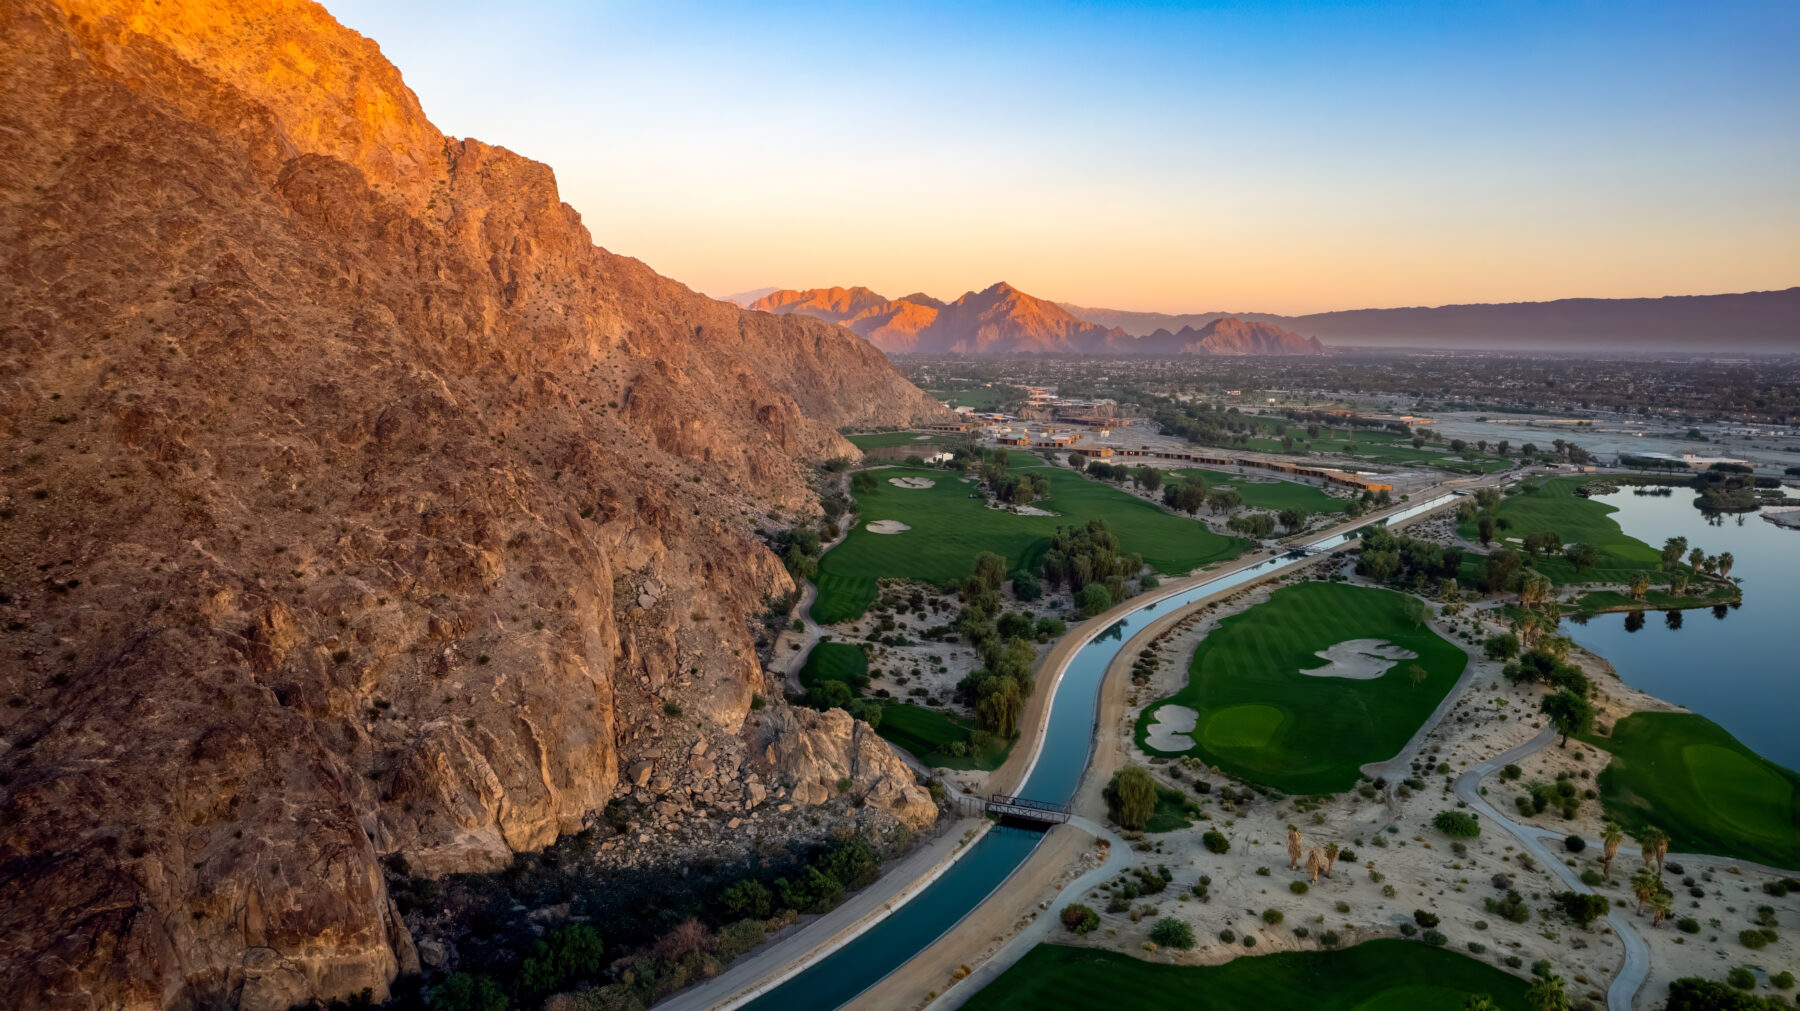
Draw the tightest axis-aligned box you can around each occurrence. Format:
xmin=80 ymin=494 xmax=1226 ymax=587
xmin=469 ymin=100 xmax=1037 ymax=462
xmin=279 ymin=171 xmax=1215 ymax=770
xmin=1452 ymin=729 xmax=1651 ymax=1011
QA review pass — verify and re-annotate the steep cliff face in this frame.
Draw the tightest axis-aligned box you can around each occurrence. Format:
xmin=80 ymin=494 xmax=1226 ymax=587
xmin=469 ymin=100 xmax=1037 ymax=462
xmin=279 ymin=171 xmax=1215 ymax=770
xmin=0 ymin=2 xmax=945 ymax=1008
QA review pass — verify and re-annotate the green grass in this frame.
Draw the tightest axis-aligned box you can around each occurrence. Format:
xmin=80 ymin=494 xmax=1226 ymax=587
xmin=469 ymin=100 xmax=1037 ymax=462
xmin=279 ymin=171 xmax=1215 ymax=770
xmin=846 ymin=431 xmax=963 ymax=451
xmin=1136 ymin=582 xmax=1466 ymax=794
xmin=926 ymin=387 xmax=1005 ymax=409
xmin=1458 ymin=476 xmax=1669 ymax=585
xmin=961 ymin=940 xmax=1532 ymax=1011
xmin=1172 ymin=469 xmax=1347 ymax=515
xmin=1571 ymin=584 xmax=1738 ymax=614
xmin=873 ymin=703 xmax=1010 ymax=771
xmin=1335 ymin=441 xmax=1511 ymax=474
xmin=1585 ymin=712 xmax=1800 ymax=870
xmin=1145 ymin=785 xmax=1197 ymax=833
xmin=811 ymin=466 xmax=1249 ymax=623
xmin=797 ymin=642 xmax=868 ymax=690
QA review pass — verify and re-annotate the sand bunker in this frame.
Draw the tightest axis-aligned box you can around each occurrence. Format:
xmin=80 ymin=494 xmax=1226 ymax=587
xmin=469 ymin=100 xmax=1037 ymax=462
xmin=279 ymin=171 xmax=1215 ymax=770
xmin=1145 ymin=705 xmax=1199 ymax=750
xmin=888 ymin=477 xmax=935 ymax=489
xmin=1304 ymin=639 xmax=1418 ymax=680
xmin=865 ymin=520 xmax=911 ymax=534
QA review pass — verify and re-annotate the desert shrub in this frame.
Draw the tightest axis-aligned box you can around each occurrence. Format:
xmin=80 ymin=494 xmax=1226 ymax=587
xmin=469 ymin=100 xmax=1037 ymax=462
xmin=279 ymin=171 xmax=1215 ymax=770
xmin=1727 ymin=967 xmax=1757 ymax=990
xmin=433 ymin=974 xmax=507 ymax=1011
xmin=1061 ymin=903 xmax=1100 ymax=935
xmin=1414 ymin=909 xmax=1441 ymax=929
xmin=1564 ymin=834 xmax=1586 ymax=852
xmin=1289 ymin=881 xmax=1308 ymax=895
xmin=1320 ymin=930 xmax=1341 ymax=948
xmin=1433 ymin=810 xmax=1480 ymax=837
xmin=1485 ymin=890 xmax=1531 ymax=924
xmin=1218 ymin=928 xmax=1236 ymax=943
xmin=1202 ymin=830 xmax=1230 ymax=854
xmin=1421 ymin=929 xmax=1447 ymax=946
xmin=1739 ymin=929 xmax=1770 ymax=950
xmin=1676 ymin=917 xmax=1701 ymax=934
xmin=1262 ymin=909 xmax=1284 ymax=925
xmin=1553 ymin=891 xmax=1609 ymax=927
xmin=1150 ymin=918 xmax=1195 ymax=949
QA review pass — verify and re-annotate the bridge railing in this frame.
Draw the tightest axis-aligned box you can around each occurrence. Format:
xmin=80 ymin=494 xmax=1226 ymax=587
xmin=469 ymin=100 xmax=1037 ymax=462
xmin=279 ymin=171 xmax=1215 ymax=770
xmin=985 ymin=794 xmax=1072 ymax=824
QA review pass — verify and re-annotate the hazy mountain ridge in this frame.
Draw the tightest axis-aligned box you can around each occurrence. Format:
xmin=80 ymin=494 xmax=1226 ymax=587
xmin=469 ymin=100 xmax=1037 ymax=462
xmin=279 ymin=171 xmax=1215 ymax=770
xmin=754 ymin=282 xmax=1323 ymax=354
xmin=1062 ymin=287 xmax=1800 ymax=351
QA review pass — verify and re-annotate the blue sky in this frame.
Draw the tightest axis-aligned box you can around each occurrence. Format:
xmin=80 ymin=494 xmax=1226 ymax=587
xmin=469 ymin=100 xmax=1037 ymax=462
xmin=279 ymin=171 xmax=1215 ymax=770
xmin=323 ymin=0 xmax=1800 ymax=313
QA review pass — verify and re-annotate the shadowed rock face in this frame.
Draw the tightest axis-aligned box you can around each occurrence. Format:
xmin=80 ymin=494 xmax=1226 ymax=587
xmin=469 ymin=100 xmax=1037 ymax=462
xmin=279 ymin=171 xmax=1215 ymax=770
xmin=0 ymin=1 xmax=946 ymax=1007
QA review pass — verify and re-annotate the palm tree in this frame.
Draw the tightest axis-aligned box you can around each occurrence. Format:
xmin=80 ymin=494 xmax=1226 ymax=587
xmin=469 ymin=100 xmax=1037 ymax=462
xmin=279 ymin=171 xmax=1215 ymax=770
xmin=1668 ymin=570 xmax=1690 ymax=595
xmin=1689 ymin=547 xmax=1705 ymax=570
xmin=1526 ymin=973 xmax=1571 ymax=1011
xmin=1637 ymin=827 xmax=1670 ymax=873
xmin=1601 ymin=822 xmax=1624 ymax=879
xmin=1627 ymin=571 xmax=1650 ymax=600
xmin=1324 ymin=841 xmax=1340 ymax=878
xmin=1631 ymin=865 xmax=1661 ymax=913
xmin=1305 ymin=846 xmax=1326 ymax=884
xmin=1718 ymin=552 xmax=1735 ymax=580
xmin=1287 ymin=826 xmax=1304 ymax=871
xmin=1650 ymin=890 xmax=1673 ymax=928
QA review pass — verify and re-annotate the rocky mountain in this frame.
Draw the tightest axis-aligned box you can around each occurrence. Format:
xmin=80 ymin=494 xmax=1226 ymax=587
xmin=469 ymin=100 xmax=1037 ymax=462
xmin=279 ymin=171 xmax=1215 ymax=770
xmin=718 ymin=286 xmax=781 ymax=307
xmin=1121 ymin=316 xmax=1326 ymax=355
xmin=753 ymin=282 xmax=1125 ymax=353
xmin=754 ymin=283 xmax=1332 ymax=354
xmin=748 ymin=285 xmax=892 ymax=322
xmin=0 ymin=2 xmax=945 ymax=1008
xmin=1062 ymin=288 xmax=1800 ymax=351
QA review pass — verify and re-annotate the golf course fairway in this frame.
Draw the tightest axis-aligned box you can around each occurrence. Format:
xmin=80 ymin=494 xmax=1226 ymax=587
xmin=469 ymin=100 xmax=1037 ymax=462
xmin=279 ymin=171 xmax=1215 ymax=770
xmin=812 ymin=463 xmax=1247 ymax=623
xmin=960 ymin=940 xmax=1533 ymax=1011
xmin=1137 ymin=581 xmax=1466 ymax=794
xmin=1587 ymin=711 xmax=1800 ymax=870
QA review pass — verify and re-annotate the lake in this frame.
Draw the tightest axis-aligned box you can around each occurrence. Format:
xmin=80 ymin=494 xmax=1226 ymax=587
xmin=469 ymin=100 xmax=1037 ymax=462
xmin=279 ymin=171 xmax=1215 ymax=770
xmin=1566 ymin=489 xmax=1800 ymax=771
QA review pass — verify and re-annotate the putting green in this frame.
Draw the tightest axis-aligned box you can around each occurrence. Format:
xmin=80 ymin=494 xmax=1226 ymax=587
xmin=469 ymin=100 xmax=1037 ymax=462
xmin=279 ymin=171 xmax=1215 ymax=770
xmin=1586 ymin=711 xmax=1800 ymax=870
xmin=812 ymin=464 xmax=1248 ymax=623
xmin=1137 ymin=582 xmax=1466 ymax=794
xmin=1201 ymin=704 xmax=1284 ymax=749
xmin=1683 ymin=745 xmax=1793 ymax=839
xmin=960 ymin=940 xmax=1532 ymax=1011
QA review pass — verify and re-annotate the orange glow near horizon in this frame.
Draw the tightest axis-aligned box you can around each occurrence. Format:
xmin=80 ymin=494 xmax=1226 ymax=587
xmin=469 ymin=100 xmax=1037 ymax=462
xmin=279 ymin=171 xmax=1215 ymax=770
xmin=324 ymin=1 xmax=1800 ymax=316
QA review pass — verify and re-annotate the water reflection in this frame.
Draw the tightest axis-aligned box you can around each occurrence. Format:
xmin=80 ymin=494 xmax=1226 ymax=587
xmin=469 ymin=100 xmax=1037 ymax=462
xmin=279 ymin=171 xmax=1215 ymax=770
xmin=1664 ymin=609 xmax=1682 ymax=630
xmin=1567 ymin=491 xmax=1800 ymax=771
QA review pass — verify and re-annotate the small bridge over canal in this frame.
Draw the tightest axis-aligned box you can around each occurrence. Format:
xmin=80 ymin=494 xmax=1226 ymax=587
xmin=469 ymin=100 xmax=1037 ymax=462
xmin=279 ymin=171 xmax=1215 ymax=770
xmin=985 ymin=794 xmax=1071 ymax=825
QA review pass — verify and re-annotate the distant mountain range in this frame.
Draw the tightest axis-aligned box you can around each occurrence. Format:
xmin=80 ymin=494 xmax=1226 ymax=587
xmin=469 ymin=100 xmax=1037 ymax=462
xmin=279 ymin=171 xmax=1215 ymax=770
xmin=1061 ymin=287 xmax=1800 ymax=352
xmin=748 ymin=282 xmax=1325 ymax=355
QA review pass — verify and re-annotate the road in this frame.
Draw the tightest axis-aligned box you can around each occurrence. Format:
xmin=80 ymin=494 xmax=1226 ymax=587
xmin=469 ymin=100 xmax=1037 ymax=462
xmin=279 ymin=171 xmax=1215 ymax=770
xmin=1453 ymin=729 xmax=1651 ymax=1011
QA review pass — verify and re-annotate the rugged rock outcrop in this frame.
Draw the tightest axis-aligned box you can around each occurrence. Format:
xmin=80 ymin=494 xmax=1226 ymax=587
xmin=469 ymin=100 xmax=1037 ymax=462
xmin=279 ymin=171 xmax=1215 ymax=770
xmin=0 ymin=1 xmax=946 ymax=1008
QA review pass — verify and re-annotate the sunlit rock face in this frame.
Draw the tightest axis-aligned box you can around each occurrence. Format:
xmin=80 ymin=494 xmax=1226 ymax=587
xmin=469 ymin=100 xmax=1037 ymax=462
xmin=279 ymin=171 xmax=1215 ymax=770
xmin=0 ymin=1 xmax=946 ymax=1006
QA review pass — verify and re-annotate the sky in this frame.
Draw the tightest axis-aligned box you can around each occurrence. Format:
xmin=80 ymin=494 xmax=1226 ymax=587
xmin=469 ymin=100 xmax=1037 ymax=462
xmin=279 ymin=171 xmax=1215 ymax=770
xmin=323 ymin=0 xmax=1800 ymax=315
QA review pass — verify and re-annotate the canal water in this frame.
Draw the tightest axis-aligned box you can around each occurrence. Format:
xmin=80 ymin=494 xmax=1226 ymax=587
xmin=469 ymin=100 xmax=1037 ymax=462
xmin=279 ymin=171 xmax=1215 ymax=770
xmin=734 ymin=496 xmax=1454 ymax=1010
xmin=1566 ymin=490 xmax=1800 ymax=772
